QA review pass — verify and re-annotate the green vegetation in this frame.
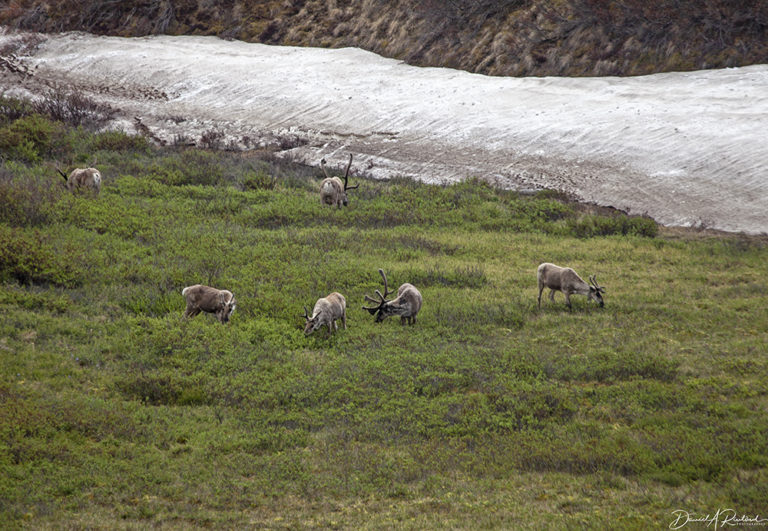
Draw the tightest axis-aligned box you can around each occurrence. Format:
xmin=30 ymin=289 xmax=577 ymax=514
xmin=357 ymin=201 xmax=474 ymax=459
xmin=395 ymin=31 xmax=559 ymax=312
xmin=1 ymin=103 xmax=767 ymax=528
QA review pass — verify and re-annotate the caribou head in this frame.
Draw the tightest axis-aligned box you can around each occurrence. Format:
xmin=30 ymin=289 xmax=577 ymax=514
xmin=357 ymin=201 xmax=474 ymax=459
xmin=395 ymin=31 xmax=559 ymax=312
xmin=362 ymin=268 xmax=422 ymax=325
xmin=588 ymin=274 xmax=606 ymax=307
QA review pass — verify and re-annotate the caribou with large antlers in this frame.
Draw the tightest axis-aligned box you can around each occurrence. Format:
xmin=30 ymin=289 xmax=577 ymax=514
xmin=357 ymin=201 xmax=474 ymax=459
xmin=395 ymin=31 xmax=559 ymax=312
xmin=362 ymin=269 xmax=422 ymax=325
xmin=320 ymin=154 xmax=358 ymax=208
xmin=536 ymin=262 xmax=605 ymax=309
xmin=304 ymin=292 xmax=347 ymax=337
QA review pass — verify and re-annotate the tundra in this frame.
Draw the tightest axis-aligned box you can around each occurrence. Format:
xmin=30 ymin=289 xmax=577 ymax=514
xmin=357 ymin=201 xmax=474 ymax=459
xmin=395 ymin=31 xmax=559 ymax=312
xmin=320 ymin=154 xmax=358 ymax=208
xmin=58 ymin=167 xmax=102 ymax=195
xmin=181 ymin=284 xmax=236 ymax=323
xmin=363 ymin=269 xmax=422 ymax=325
xmin=537 ymin=262 xmax=605 ymax=309
xmin=304 ymin=292 xmax=347 ymax=337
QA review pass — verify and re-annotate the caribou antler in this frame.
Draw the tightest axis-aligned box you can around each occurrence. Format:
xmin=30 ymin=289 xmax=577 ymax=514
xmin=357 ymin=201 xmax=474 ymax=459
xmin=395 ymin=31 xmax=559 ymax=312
xmin=303 ymin=306 xmax=311 ymax=320
xmin=362 ymin=268 xmax=392 ymax=311
xmin=376 ymin=268 xmax=391 ymax=300
xmin=343 ymin=153 xmax=358 ymax=191
xmin=596 ymin=277 xmax=605 ymax=293
xmin=589 ymin=275 xmax=606 ymax=293
xmin=56 ymin=167 xmax=68 ymax=182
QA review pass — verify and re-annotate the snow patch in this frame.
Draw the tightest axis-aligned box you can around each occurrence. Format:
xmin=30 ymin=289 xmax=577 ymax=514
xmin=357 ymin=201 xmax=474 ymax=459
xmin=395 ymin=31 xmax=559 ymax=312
xmin=1 ymin=30 xmax=766 ymax=233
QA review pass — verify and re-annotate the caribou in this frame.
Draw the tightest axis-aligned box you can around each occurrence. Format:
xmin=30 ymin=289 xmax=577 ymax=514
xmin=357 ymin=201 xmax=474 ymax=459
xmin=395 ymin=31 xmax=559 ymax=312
xmin=362 ymin=269 xmax=422 ymax=325
xmin=303 ymin=292 xmax=347 ymax=337
xmin=181 ymin=284 xmax=237 ymax=324
xmin=536 ymin=262 xmax=605 ymax=309
xmin=58 ymin=167 xmax=102 ymax=195
xmin=320 ymin=154 xmax=357 ymax=208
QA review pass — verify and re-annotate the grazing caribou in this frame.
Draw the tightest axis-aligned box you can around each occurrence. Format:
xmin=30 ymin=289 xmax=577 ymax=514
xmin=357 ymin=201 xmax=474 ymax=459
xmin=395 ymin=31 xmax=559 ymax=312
xmin=320 ymin=154 xmax=357 ymax=208
xmin=537 ymin=262 xmax=605 ymax=309
xmin=362 ymin=269 xmax=422 ymax=325
xmin=58 ymin=167 xmax=102 ymax=195
xmin=304 ymin=292 xmax=347 ymax=337
xmin=181 ymin=284 xmax=236 ymax=324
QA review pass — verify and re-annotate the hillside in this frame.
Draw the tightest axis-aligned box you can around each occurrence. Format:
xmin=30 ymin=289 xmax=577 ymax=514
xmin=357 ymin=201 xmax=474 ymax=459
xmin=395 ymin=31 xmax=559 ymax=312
xmin=1 ymin=92 xmax=768 ymax=528
xmin=2 ymin=0 xmax=767 ymax=77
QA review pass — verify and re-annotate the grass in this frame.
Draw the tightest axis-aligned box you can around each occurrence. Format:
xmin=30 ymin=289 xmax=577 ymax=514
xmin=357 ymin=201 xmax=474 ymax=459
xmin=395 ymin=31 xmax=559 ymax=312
xmin=1 ymin=106 xmax=767 ymax=528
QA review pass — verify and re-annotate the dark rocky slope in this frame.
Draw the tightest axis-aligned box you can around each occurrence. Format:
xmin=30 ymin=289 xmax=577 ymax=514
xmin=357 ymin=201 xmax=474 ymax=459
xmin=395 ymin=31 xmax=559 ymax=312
xmin=2 ymin=0 xmax=767 ymax=77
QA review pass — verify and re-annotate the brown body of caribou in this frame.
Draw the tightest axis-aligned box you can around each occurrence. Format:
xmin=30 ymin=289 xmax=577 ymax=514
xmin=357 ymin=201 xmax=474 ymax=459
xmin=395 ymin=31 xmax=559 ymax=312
xmin=537 ymin=262 xmax=605 ymax=309
xmin=304 ymin=292 xmax=347 ymax=337
xmin=320 ymin=154 xmax=358 ymax=208
xmin=182 ymin=284 xmax=237 ymax=324
xmin=58 ymin=167 xmax=102 ymax=195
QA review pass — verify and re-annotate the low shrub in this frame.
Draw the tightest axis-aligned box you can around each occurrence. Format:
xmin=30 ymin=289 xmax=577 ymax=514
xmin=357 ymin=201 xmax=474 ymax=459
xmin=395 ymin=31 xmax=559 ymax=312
xmin=0 ymin=94 xmax=34 ymax=123
xmin=58 ymin=196 xmax=154 ymax=240
xmin=199 ymin=128 xmax=225 ymax=150
xmin=171 ymin=132 xmax=195 ymax=147
xmin=0 ymin=166 xmax=63 ymax=226
xmin=93 ymin=130 xmax=151 ymax=152
xmin=567 ymin=213 xmax=659 ymax=238
xmin=549 ymin=349 xmax=679 ymax=383
xmin=148 ymin=149 xmax=227 ymax=186
xmin=0 ymin=113 xmax=62 ymax=162
xmin=114 ymin=372 xmax=212 ymax=406
xmin=121 ymin=290 xmax=179 ymax=317
xmin=0 ymin=286 xmax=69 ymax=314
xmin=517 ymin=197 xmax=573 ymax=222
xmin=0 ymin=226 xmax=81 ymax=287
xmin=488 ymin=383 xmax=578 ymax=429
xmin=402 ymin=265 xmax=488 ymax=289
xmin=242 ymin=168 xmax=278 ymax=190
xmin=434 ymin=301 xmax=525 ymax=330
xmin=32 ymin=87 xmax=116 ymax=129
